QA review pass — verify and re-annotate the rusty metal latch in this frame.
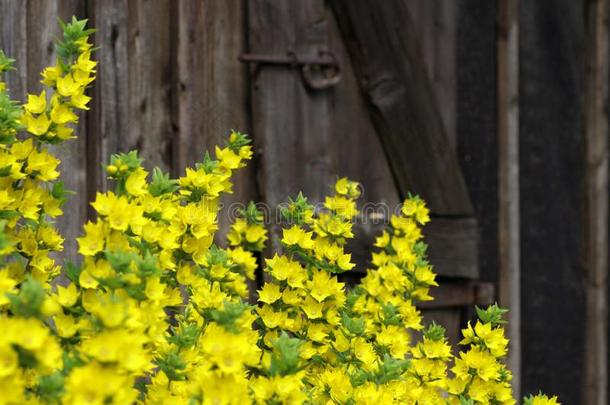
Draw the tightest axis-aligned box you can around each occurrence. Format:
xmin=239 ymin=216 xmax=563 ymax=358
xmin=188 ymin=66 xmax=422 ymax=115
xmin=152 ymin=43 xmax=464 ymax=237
xmin=239 ymin=50 xmax=341 ymax=90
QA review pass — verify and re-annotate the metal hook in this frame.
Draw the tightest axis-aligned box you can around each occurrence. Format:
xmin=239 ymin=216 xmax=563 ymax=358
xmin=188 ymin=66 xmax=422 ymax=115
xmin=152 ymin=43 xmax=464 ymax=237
xmin=239 ymin=50 xmax=341 ymax=90
xmin=300 ymin=50 xmax=341 ymax=90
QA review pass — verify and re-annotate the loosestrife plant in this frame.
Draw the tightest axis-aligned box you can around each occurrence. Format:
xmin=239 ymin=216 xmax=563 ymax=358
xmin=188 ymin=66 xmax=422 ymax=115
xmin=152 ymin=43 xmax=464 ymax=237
xmin=0 ymin=17 xmax=560 ymax=405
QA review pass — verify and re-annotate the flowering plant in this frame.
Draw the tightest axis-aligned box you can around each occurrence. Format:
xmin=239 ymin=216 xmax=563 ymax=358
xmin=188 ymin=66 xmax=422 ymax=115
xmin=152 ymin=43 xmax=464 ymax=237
xmin=0 ymin=18 xmax=560 ymax=405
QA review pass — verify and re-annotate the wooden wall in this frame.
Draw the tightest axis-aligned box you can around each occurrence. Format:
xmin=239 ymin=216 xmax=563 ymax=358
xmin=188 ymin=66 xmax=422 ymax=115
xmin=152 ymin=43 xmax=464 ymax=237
xmin=1 ymin=0 xmax=609 ymax=402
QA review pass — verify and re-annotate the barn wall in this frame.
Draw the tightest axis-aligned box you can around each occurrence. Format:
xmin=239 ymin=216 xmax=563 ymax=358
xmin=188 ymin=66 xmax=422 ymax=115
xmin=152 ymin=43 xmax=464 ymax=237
xmin=519 ymin=1 xmax=587 ymax=403
xmin=0 ymin=0 xmax=608 ymax=402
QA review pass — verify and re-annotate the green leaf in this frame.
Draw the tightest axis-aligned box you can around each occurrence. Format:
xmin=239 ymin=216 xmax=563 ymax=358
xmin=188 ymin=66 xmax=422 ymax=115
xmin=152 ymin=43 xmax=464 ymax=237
xmin=155 ymin=351 xmax=187 ymax=381
xmin=241 ymin=201 xmax=265 ymax=225
xmin=35 ymin=372 xmax=65 ymax=403
xmin=51 ymin=181 xmax=75 ymax=205
xmin=280 ymin=192 xmax=314 ymax=225
xmin=0 ymin=210 xmax=19 ymax=219
xmin=203 ymin=301 xmax=250 ymax=333
xmin=459 ymin=396 xmax=475 ymax=405
xmin=269 ymin=333 xmax=303 ymax=376
xmin=7 ymin=277 xmax=45 ymax=318
xmin=423 ymin=321 xmax=446 ymax=341
xmin=227 ymin=130 xmax=251 ymax=153
xmin=341 ymin=311 xmax=365 ymax=336
xmin=0 ymin=50 xmax=16 ymax=73
xmin=167 ymin=323 xmax=200 ymax=349
xmin=380 ymin=303 xmax=401 ymax=326
xmin=148 ymin=167 xmax=178 ymax=197
xmin=199 ymin=151 xmax=219 ymax=173
xmin=105 ymin=250 xmax=135 ymax=273
xmin=63 ymin=261 xmax=82 ymax=285
xmin=475 ymin=303 xmax=508 ymax=326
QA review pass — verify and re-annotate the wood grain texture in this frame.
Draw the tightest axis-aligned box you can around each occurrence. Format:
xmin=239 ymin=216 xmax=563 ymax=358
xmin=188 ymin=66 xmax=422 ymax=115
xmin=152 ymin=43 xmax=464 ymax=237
xmin=0 ymin=0 xmax=27 ymax=100
xmin=88 ymin=0 xmax=129 ymax=196
xmin=126 ymin=0 xmax=173 ymax=172
xmin=25 ymin=0 xmax=88 ymax=264
xmin=519 ymin=1 xmax=586 ymax=402
xmin=418 ymin=280 xmax=494 ymax=309
xmin=404 ymin=0 xmax=457 ymax=147
xmin=248 ymin=0 xmax=335 ymax=255
xmin=175 ymin=0 xmax=256 ymax=242
xmin=456 ymin=1 xmax=498 ymax=285
xmin=326 ymin=6 xmax=401 ymax=275
xmin=497 ymin=0 xmax=520 ymax=396
xmin=432 ymin=0 xmax=457 ymax=148
xmin=423 ymin=217 xmax=478 ymax=279
xmin=89 ymin=0 xmax=173 ymax=198
xmin=328 ymin=3 xmax=477 ymax=279
xmin=329 ymin=0 xmax=472 ymax=216
xmin=583 ymin=0 xmax=608 ymax=402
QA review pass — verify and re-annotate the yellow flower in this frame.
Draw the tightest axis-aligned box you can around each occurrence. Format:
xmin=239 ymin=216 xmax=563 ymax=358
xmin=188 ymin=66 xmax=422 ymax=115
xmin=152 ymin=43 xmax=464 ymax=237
xmin=56 ymin=73 xmax=80 ymax=97
xmin=50 ymin=102 xmax=78 ymax=124
xmin=41 ymin=64 xmax=61 ymax=86
xmin=307 ymin=323 xmax=328 ymax=343
xmin=125 ymin=167 xmax=148 ymax=196
xmin=70 ymin=89 xmax=92 ymax=110
xmin=452 ymin=347 xmax=501 ymax=381
xmin=258 ymin=283 xmax=282 ymax=304
xmin=54 ymin=312 xmax=79 ymax=338
xmin=26 ymin=148 xmax=60 ymax=181
xmin=308 ymin=269 xmax=338 ymax=302
xmin=23 ymin=90 xmax=47 ymax=114
xmin=84 ymin=291 xmax=128 ymax=328
xmin=0 ymin=344 xmax=18 ymax=377
xmin=402 ymin=196 xmax=430 ymax=225
xmin=77 ymin=221 xmax=107 ymax=256
xmin=282 ymin=225 xmax=314 ymax=250
xmin=16 ymin=319 xmax=49 ymax=351
xmin=335 ymin=177 xmax=360 ymax=199
xmin=73 ymin=51 xmax=97 ymax=75
xmin=301 ymin=295 xmax=324 ymax=320
xmin=215 ymin=146 xmax=242 ymax=169
xmin=319 ymin=369 xmax=353 ymax=403
xmin=526 ymin=394 xmax=561 ymax=405
xmin=258 ymin=305 xmax=283 ymax=329
xmin=64 ymin=363 xmax=132 ymax=405
xmin=56 ymin=283 xmax=79 ymax=307
xmin=460 ymin=321 xmax=509 ymax=358
xmin=22 ymin=112 xmax=51 ymax=136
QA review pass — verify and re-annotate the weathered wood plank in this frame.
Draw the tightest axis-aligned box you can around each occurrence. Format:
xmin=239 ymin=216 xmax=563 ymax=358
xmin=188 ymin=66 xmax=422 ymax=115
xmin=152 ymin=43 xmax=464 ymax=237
xmin=583 ymin=0 xmax=608 ymax=403
xmin=248 ymin=0 xmax=335 ymax=255
xmin=423 ymin=217 xmax=478 ymax=279
xmin=0 ymin=0 xmax=27 ymax=100
xmin=328 ymin=4 xmax=476 ymax=279
xmin=175 ymin=0 xmax=256 ymax=242
xmin=404 ymin=0 xmax=457 ymax=147
xmin=404 ymin=0 xmax=435 ymax=77
xmin=329 ymin=0 xmax=473 ymax=216
xmin=497 ymin=0 xmax=521 ymax=396
xmin=433 ymin=0 xmax=457 ymax=148
xmin=419 ymin=280 xmax=494 ymax=309
xmin=126 ymin=0 xmax=172 ymax=172
xmin=519 ymin=1 xmax=586 ymax=402
xmin=88 ymin=0 xmax=129 ymax=197
xmin=89 ymin=0 xmax=173 ymax=201
xmin=26 ymin=0 xmax=88 ymax=264
xmin=326 ymin=6 xmax=401 ymax=274
xmin=456 ymin=0 xmax=498 ymax=284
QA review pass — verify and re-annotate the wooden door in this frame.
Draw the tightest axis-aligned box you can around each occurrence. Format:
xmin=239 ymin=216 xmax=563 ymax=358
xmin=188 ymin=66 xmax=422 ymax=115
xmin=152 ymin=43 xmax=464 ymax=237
xmin=247 ymin=0 xmax=493 ymax=346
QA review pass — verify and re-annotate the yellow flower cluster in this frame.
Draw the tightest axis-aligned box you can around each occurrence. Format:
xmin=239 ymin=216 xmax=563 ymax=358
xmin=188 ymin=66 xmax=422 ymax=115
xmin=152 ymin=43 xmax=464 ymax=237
xmin=0 ymin=17 xmax=561 ymax=405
